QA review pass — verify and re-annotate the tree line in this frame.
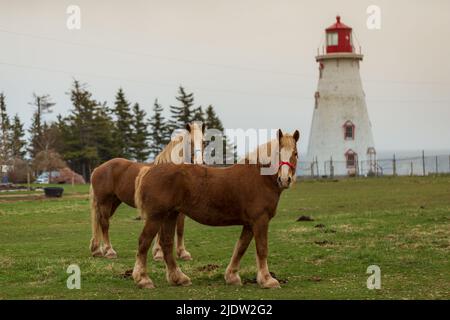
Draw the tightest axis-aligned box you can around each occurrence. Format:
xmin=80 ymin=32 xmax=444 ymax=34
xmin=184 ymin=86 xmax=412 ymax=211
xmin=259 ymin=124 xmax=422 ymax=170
xmin=0 ymin=80 xmax=230 ymax=182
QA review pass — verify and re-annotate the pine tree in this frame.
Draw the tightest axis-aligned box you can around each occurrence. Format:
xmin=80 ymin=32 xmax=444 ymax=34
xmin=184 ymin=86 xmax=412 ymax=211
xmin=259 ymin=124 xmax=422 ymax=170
xmin=205 ymin=105 xmax=224 ymax=131
xmin=10 ymin=114 xmax=27 ymax=159
xmin=61 ymin=80 xmax=100 ymax=180
xmin=192 ymin=106 xmax=205 ymax=122
xmin=92 ymin=102 xmax=118 ymax=162
xmin=111 ymin=88 xmax=133 ymax=158
xmin=169 ymin=86 xmax=195 ymax=132
xmin=0 ymin=93 xmax=11 ymax=167
xmin=204 ymin=105 xmax=236 ymax=164
xmin=148 ymin=99 xmax=170 ymax=158
xmin=28 ymin=93 xmax=55 ymax=158
xmin=130 ymin=103 xmax=150 ymax=162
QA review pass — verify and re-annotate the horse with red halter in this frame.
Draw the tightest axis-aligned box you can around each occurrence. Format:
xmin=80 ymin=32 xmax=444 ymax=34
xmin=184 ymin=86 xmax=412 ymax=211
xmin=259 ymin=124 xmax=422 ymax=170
xmin=133 ymin=129 xmax=299 ymax=289
xmin=89 ymin=122 xmax=205 ymax=259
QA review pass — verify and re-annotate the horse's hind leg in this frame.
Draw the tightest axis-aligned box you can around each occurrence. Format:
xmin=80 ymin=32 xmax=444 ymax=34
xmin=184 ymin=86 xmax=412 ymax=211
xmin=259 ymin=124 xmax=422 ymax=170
xmin=161 ymin=213 xmax=191 ymax=286
xmin=132 ymin=217 xmax=162 ymax=289
xmin=151 ymin=232 xmax=164 ymax=261
xmin=90 ymin=191 xmax=104 ymax=258
xmin=225 ymin=225 xmax=253 ymax=286
xmin=176 ymin=213 xmax=192 ymax=261
xmin=100 ymin=197 xmax=121 ymax=259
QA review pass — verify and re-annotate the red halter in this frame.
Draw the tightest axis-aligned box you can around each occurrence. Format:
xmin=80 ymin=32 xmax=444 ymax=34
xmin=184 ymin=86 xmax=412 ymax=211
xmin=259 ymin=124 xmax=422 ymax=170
xmin=278 ymin=161 xmax=296 ymax=170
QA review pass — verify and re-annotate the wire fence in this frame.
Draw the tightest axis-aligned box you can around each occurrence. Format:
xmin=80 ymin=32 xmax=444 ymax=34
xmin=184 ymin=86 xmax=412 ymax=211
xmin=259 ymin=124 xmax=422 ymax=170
xmin=298 ymin=153 xmax=450 ymax=178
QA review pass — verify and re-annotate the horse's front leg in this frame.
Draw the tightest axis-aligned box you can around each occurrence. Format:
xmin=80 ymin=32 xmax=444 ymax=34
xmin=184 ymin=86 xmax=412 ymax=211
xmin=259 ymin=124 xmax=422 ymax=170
xmin=132 ymin=218 xmax=162 ymax=289
xmin=161 ymin=213 xmax=191 ymax=286
xmin=176 ymin=213 xmax=192 ymax=260
xmin=225 ymin=225 xmax=253 ymax=286
xmin=253 ymin=217 xmax=280 ymax=289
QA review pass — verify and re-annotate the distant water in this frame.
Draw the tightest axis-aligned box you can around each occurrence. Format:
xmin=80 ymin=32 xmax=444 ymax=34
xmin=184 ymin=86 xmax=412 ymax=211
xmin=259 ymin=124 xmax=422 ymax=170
xmin=376 ymin=149 xmax=450 ymax=160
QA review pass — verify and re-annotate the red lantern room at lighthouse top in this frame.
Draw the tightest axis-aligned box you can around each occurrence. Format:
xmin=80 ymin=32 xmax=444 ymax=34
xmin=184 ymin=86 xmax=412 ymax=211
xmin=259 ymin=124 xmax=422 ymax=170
xmin=325 ymin=16 xmax=353 ymax=54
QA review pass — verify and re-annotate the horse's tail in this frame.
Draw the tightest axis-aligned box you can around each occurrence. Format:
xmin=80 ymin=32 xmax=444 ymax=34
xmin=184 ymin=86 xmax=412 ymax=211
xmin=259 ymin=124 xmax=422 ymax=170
xmin=89 ymin=182 xmax=103 ymax=253
xmin=135 ymin=166 xmax=151 ymax=220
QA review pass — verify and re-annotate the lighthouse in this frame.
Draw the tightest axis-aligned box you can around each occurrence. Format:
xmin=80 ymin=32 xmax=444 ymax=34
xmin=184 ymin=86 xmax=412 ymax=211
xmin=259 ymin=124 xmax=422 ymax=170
xmin=307 ymin=16 xmax=376 ymax=176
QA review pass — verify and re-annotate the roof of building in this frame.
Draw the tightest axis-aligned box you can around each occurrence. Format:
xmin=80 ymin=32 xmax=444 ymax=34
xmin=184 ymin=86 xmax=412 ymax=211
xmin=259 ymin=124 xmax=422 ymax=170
xmin=326 ymin=16 xmax=352 ymax=31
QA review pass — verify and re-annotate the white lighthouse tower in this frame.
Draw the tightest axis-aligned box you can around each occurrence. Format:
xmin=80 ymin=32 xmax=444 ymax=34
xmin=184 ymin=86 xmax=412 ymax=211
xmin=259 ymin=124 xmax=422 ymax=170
xmin=307 ymin=16 xmax=376 ymax=176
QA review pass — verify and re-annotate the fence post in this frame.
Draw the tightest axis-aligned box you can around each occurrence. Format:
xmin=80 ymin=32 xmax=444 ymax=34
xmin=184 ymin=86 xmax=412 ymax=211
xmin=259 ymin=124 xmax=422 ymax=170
xmin=330 ymin=156 xmax=334 ymax=179
xmin=317 ymin=157 xmax=320 ymax=178
xmin=393 ymin=154 xmax=397 ymax=176
xmin=410 ymin=162 xmax=413 ymax=176
xmin=435 ymin=156 xmax=439 ymax=174
xmin=422 ymin=150 xmax=426 ymax=176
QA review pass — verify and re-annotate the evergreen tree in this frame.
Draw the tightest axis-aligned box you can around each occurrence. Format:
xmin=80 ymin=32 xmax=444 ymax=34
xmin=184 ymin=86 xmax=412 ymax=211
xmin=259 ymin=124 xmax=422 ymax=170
xmin=28 ymin=93 xmax=55 ymax=158
xmin=0 ymin=93 xmax=11 ymax=166
xmin=192 ymin=106 xmax=205 ymax=122
xmin=10 ymin=114 xmax=27 ymax=159
xmin=169 ymin=86 xmax=195 ymax=132
xmin=61 ymin=80 xmax=100 ymax=180
xmin=205 ymin=105 xmax=224 ymax=131
xmin=148 ymin=99 xmax=170 ymax=158
xmin=130 ymin=103 xmax=150 ymax=162
xmin=111 ymin=88 xmax=133 ymax=158
xmin=92 ymin=102 xmax=118 ymax=162
xmin=204 ymin=105 xmax=236 ymax=164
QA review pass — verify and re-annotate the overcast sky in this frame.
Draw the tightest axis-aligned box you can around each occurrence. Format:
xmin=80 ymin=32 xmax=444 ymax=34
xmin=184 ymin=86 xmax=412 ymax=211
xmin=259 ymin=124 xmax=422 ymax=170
xmin=1 ymin=0 xmax=449 ymax=153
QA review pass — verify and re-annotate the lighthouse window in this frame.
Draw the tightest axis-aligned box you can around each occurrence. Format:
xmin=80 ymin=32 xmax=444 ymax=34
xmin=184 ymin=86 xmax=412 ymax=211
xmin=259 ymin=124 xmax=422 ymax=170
xmin=327 ymin=32 xmax=338 ymax=46
xmin=343 ymin=121 xmax=355 ymax=140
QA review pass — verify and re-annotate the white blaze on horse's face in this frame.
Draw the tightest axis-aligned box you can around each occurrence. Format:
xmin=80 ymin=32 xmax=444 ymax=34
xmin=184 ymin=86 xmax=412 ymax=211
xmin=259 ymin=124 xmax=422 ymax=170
xmin=276 ymin=129 xmax=300 ymax=189
xmin=189 ymin=122 xmax=204 ymax=165
xmin=278 ymin=146 xmax=295 ymax=188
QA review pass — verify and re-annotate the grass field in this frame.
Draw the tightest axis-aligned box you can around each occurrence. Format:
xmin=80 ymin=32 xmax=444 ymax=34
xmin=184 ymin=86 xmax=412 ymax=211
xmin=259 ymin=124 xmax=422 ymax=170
xmin=0 ymin=177 xmax=449 ymax=300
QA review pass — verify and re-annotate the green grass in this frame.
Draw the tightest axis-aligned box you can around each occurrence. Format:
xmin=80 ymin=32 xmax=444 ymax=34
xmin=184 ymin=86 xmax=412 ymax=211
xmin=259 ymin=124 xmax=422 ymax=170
xmin=0 ymin=177 xmax=449 ymax=299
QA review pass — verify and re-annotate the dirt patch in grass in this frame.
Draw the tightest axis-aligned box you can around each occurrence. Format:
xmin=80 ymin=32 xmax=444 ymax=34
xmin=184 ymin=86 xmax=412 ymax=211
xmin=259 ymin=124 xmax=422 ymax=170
xmin=314 ymin=240 xmax=334 ymax=246
xmin=120 ymin=269 xmax=133 ymax=278
xmin=197 ymin=264 xmax=220 ymax=272
xmin=297 ymin=215 xmax=314 ymax=222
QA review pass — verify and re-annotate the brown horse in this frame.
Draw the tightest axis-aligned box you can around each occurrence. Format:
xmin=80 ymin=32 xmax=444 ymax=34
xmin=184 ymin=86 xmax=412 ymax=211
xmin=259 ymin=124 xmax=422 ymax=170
xmin=132 ymin=129 xmax=299 ymax=289
xmin=89 ymin=122 xmax=205 ymax=259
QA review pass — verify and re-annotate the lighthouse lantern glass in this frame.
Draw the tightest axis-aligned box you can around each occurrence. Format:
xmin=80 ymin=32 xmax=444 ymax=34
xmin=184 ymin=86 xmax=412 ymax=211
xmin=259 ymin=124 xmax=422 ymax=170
xmin=327 ymin=32 xmax=338 ymax=46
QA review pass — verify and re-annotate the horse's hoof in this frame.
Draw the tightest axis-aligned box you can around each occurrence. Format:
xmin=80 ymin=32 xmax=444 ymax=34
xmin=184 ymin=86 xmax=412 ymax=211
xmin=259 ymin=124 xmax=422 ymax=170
xmin=137 ymin=278 xmax=155 ymax=289
xmin=91 ymin=248 xmax=104 ymax=258
xmin=177 ymin=250 xmax=192 ymax=261
xmin=104 ymin=249 xmax=117 ymax=259
xmin=225 ymin=272 xmax=242 ymax=286
xmin=258 ymin=277 xmax=281 ymax=289
xmin=168 ymin=270 xmax=192 ymax=287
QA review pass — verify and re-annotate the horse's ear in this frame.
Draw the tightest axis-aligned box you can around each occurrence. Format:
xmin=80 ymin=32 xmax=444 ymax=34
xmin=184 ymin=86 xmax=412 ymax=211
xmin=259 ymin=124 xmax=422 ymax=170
xmin=293 ymin=130 xmax=300 ymax=142
xmin=185 ymin=123 xmax=191 ymax=132
xmin=202 ymin=123 xmax=206 ymax=134
xmin=277 ymin=129 xmax=283 ymax=141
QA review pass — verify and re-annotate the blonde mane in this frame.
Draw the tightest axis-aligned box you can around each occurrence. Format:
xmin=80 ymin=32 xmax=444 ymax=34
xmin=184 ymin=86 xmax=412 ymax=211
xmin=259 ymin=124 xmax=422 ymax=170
xmin=239 ymin=134 xmax=297 ymax=165
xmin=154 ymin=134 xmax=186 ymax=164
xmin=153 ymin=122 xmax=204 ymax=165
